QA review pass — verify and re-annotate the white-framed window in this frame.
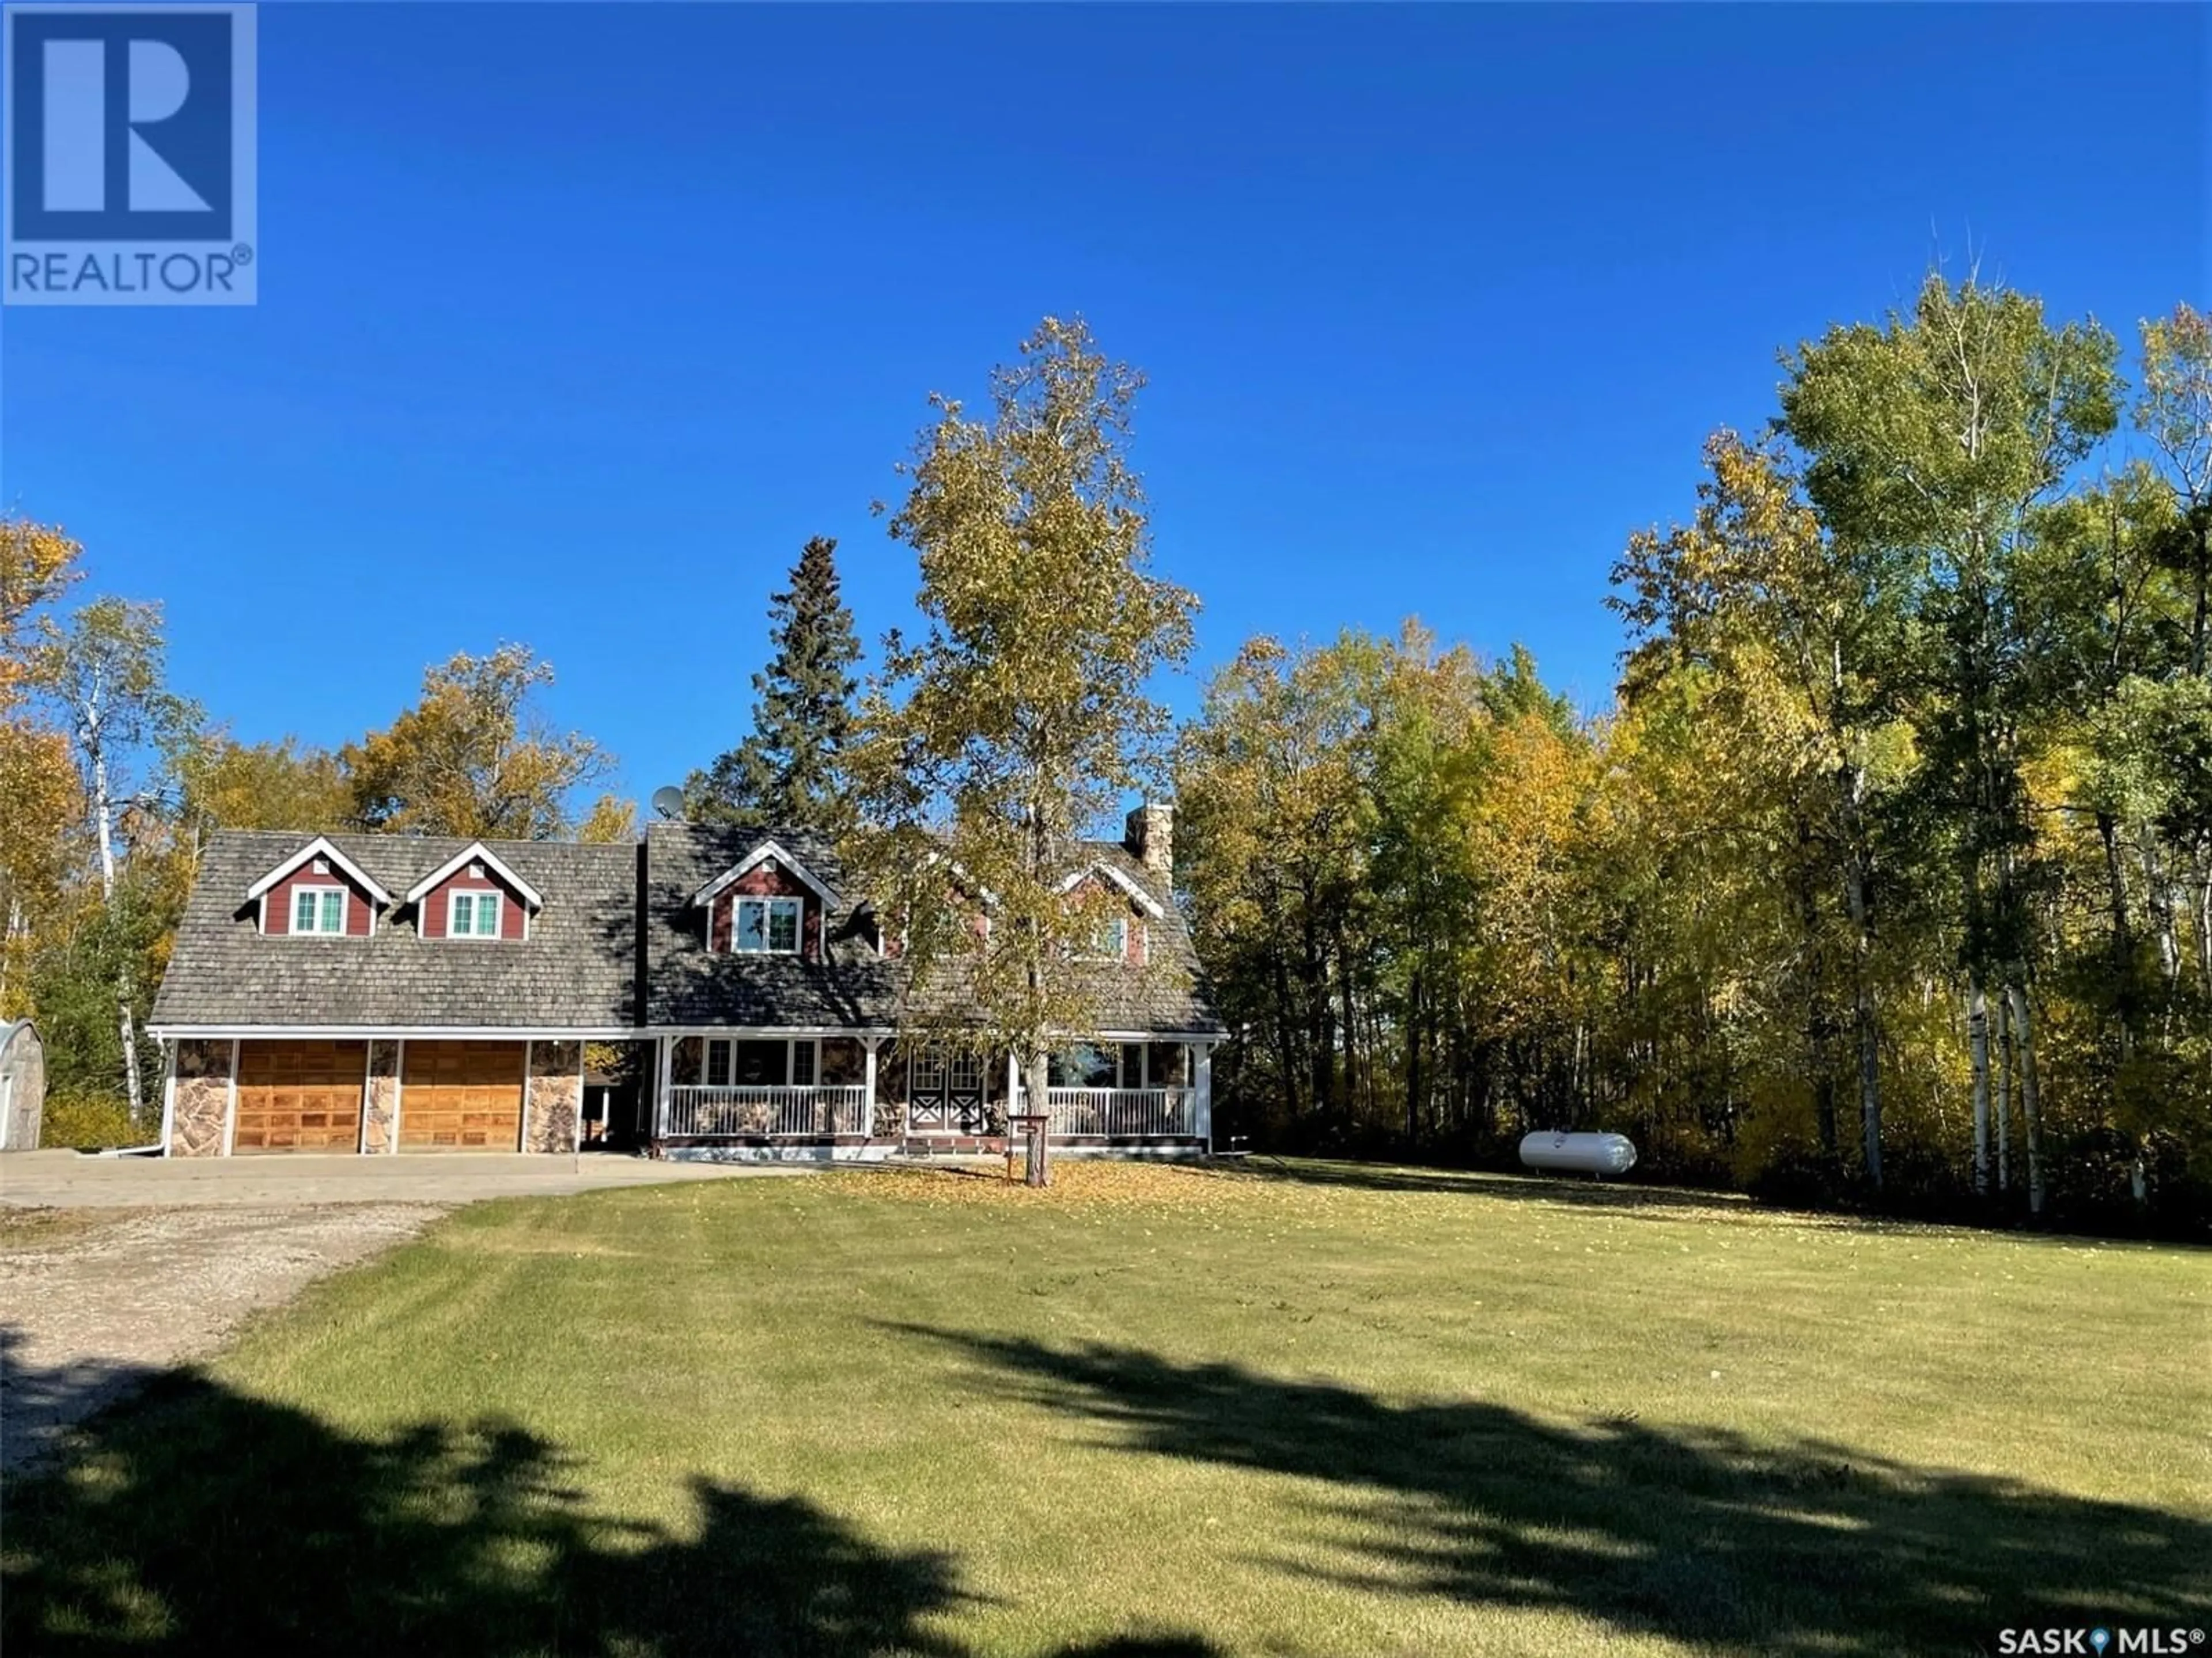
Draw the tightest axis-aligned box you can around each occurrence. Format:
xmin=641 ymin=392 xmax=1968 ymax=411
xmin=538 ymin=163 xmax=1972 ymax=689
xmin=290 ymin=885 xmax=348 ymax=936
xmin=695 ymin=1037 xmax=819 ymax=1088
xmin=1078 ymin=916 xmax=1128 ymax=961
xmin=1050 ymin=1042 xmax=1124 ymax=1088
xmin=733 ymin=896 xmax=802 ymax=954
xmin=449 ymin=889 xmax=503 ymax=939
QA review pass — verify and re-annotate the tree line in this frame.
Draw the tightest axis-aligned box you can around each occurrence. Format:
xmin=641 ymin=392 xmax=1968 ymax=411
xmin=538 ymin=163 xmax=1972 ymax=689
xmin=9 ymin=282 xmax=2206 ymax=1227
xmin=1178 ymin=280 xmax=2211 ymax=1233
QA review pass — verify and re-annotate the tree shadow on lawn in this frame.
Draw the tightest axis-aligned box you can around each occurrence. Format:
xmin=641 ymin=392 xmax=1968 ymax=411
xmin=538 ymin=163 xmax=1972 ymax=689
xmin=0 ymin=1345 xmax=1222 ymax=1657
xmin=1211 ymin=1160 xmax=2212 ymax=1249
xmin=892 ymin=1325 xmax=2212 ymax=1657
xmin=1215 ymin=1158 xmax=1759 ymax=1219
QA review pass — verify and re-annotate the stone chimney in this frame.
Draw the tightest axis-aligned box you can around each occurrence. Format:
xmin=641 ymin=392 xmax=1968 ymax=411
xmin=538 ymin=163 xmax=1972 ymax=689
xmin=1124 ymin=802 xmax=1173 ymax=879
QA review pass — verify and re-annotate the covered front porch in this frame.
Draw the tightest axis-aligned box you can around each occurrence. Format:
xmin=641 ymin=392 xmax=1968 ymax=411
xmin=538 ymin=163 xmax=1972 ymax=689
xmin=649 ymin=1032 xmax=1214 ymax=1160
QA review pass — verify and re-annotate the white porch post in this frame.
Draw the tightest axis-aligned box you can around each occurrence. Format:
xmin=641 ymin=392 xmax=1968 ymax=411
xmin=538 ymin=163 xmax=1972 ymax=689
xmin=653 ymin=1034 xmax=671 ymax=1140
xmin=222 ymin=1038 xmax=240 ymax=1157
xmin=1006 ymin=1050 xmax=1021 ymax=1117
xmin=1194 ymin=1041 xmax=1214 ymax=1152
xmin=863 ymin=1037 xmax=881 ymax=1140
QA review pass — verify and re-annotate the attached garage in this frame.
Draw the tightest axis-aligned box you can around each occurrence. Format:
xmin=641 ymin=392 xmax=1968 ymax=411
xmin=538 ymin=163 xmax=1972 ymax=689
xmin=234 ymin=1040 xmax=369 ymax=1153
xmin=400 ymin=1040 xmax=526 ymax=1151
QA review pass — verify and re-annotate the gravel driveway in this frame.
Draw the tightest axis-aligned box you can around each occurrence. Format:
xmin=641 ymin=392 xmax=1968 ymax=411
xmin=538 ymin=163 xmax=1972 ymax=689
xmin=0 ymin=1151 xmax=802 ymax=1474
xmin=1 ymin=1202 xmax=447 ymax=1473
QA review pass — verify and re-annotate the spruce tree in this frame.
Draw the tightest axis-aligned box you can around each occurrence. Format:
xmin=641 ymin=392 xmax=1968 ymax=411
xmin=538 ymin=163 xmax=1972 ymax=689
xmin=692 ymin=536 xmax=862 ymax=830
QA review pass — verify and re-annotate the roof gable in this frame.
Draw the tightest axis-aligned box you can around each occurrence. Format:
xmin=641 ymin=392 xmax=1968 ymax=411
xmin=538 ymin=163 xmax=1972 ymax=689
xmin=690 ymin=839 xmax=841 ymax=909
xmin=244 ymin=837 xmax=393 ymax=907
xmin=404 ymin=841 xmax=546 ymax=910
xmin=1059 ymin=860 xmax=1165 ymax=918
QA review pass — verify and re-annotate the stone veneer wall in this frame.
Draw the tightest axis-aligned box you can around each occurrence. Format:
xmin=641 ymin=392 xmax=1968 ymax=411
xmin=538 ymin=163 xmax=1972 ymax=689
xmin=169 ymin=1039 xmax=233 ymax=1157
xmin=363 ymin=1040 xmax=400 ymax=1154
xmin=525 ymin=1039 xmax=582 ymax=1154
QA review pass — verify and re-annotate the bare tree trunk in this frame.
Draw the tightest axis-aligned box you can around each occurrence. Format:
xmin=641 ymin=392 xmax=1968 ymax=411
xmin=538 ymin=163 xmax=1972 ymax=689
xmin=1795 ymin=834 xmax=1838 ymax=1156
xmin=2142 ymin=827 xmax=2181 ymax=990
xmin=2005 ymin=983 xmax=2043 ymax=1217
xmin=1967 ymin=973 xmax=1991 ymax=1197
xmin=1024 ymin=1048 xmax=1050 ymax=1187
xmin=1022 ymin=795 xmax=1050 ymax=1187
xmin=86 ymin=708 xmax=146 ymax=1126
xmin=2196 ymin=869 xmax=2212 ymax=992
xmin=1994 ymin=988 xmax=2012 ymax=1196
xmin=1270 ymin=944 xmax=1302 ymax=1121
xmin=1332 ymin=913 xmax=1358 ymax=1117
xmin=1843 ymin=836 xmax=1881 ymax=1190
xmin=0 ymin=892 xmax=20 ymax=1008
xmin=1404 ymin=968 xmax=1423 ymax=1143
xmin=1296 ymin=875 xmax=1334 ymax=1112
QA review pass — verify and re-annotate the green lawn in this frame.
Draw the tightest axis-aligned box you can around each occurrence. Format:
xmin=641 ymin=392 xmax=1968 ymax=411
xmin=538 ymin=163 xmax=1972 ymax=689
xmin=6 ymin=1161 xmax=2209 ymax=1657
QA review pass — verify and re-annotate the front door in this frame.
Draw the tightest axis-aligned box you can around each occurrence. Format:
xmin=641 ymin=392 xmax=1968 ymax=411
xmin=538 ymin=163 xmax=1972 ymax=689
xmin=908 ymin=1049 xmax=988 ymax=1133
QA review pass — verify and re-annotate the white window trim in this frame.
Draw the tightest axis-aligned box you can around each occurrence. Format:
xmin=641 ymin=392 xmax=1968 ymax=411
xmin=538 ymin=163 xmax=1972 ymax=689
xmin=1057 ymin=862 xmax=1165 ymax=918
xmin=727 ymin=894 xmax=804 ymax=956
xmin=446 ymin=888 xmax=505 ymax=940
xmin=690 ymin=840 xmax=841 ymax=909
xmin=247 ymin=837 xmax=393 ymax=906
xmin=289 ymin=884 xmax=351 ymax=937
xmin=404 ymin=841 xmax=544 ymax=911
xmin=693 ymin=1035 xmax=820 ymax=1088
xmin=1075 ymin=915 xmax=1129 ymax=962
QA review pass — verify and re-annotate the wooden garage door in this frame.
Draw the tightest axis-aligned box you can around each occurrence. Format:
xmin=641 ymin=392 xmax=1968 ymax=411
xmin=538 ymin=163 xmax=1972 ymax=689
xmin=235 ymin=1041 xmax=368 ymax=1153
xmin=400 ymin=1041 xmax=525 ymax=1151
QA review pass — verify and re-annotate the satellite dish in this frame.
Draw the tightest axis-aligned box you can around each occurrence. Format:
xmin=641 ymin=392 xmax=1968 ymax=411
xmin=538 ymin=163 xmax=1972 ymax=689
xmin=650 ymin=786 xmax=687 ymax=821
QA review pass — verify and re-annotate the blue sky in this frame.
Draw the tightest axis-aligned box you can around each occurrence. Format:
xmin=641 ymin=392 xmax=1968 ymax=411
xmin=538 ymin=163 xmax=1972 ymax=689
xmin=4 ymin=3 xmax=2204 ymax=809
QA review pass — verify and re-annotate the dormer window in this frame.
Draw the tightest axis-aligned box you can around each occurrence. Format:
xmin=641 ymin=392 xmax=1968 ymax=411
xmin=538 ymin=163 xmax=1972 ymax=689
xmin=449 ymin=890 xmax=503 ymax=939
xmin=403 ymin=842 xmax=542 ymax=941
xmin=248 ymin=837 xmax=391 ymax=936
xmin=291 ymin=886 xmax=349 ymax=936
xmin=691 ymin=840 xmax=837 ymax=959
xmin=1080 ymin=917 xmax=1128 ymax=961
xmin=736 ymin=896 xmax=801 ymax=954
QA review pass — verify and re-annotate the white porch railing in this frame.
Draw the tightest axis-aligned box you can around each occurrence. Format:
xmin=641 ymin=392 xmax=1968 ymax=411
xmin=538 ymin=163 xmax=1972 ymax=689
xmin=666 ymin=1085 xmax=869 ymax=1138
xmin=1042 ymin=1087 xmax=1197 ymax=1137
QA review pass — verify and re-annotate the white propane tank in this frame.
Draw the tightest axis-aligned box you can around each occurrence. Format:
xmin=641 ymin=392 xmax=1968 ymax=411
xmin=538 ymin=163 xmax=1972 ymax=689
xmin=1519 ymin=1130 xmax=1638 ymax=1176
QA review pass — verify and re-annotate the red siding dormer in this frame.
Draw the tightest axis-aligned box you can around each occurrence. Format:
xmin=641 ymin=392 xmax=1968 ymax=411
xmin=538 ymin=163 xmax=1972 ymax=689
xmin=402 ymin=842 xmax=545 ymax=943
xmin=263 ymin=858 xmax=375 ymax=936
xmin=419 ymin=860 xmax=529 ymax=940
xmin=1063 ymin=867 xmax=1156 ymax=966
xmin=708 ymin=860 xmax=821 ymax=961
xmin=247 ymin=839 xmax=391 ymax=938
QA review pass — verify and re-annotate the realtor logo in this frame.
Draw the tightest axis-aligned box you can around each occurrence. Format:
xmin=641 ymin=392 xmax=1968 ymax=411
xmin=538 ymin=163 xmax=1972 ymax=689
xmin=4 ymin=3 xmax=256 ymax=304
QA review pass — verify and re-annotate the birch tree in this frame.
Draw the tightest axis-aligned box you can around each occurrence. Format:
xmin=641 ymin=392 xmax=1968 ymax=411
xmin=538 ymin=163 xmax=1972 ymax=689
xmin=848 ymin=317 xmax=1196 ymax=1186
xmin=1781 ymin=273 xmax=2119 ymax=1205
xmin=31 ymin=597 xmax=196 ymax=1124
xmin=1613 ymin=432 xmax=1910 ymax=1185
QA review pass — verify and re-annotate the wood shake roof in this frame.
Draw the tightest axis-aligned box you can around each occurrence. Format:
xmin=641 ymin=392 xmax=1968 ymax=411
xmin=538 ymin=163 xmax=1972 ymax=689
xmin=152 ymin=824 xmax=1225 ymax=1037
